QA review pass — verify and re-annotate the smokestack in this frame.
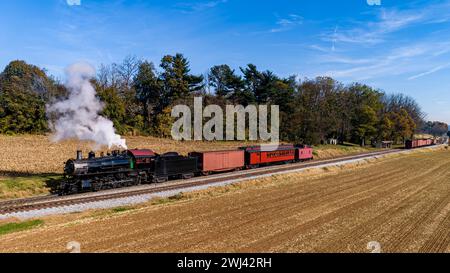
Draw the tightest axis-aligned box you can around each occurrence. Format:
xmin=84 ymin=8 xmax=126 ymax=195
xmin=88 ymin=151 xmax=96 ymax=159
xmin=77 ymin=150 xmax=83 ymax=160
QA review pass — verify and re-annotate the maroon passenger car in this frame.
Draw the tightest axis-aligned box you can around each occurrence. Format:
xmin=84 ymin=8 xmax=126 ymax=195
xmin=240 ymin=145 xmax=297 ymax=168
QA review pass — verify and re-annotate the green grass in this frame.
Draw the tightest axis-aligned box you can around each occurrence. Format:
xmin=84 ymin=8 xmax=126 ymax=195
xmin=0 ymin=175 xmax=61 ymax=200
xmin=151 ymin=193 xmax=186 ymax=205
xmin=313 ymin=143 xmax=376 ymax=152
xmin=169 ymin=193 xmax=185 ymax=200
xmin=0 ymin=220 xmax=44 ymax=236
xmin=391 ymin=144 xmax=406 ymax=149
xmin=311 ymin=143 xmax=381 ymax=159
xmin=314 ymin=143 xmax=374 ymax=150
xmin=111 ymin=206 xmax=135 ymax=213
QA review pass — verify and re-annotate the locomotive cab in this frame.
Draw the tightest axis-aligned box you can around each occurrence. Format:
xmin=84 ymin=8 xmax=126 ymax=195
xmin=127 ymin=149 xmax=156 ymax=170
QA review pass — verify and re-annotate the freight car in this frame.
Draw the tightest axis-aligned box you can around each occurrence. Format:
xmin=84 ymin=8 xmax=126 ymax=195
xmin=189 ymin=150 xmax=245 ymax=175
xmin=60 ymin=144 xmax=315 ymax=195
xmin=405 ymin=139 xmax=435 ymax=149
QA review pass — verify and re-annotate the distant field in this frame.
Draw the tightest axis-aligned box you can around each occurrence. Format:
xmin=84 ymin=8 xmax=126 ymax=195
xmin=0 ymin=147 xmax=448 ymax=253
xmin=0 ymin=135 xmax=377 ymax=175
xmin=0 ymin=135 xmax=377 ymax=200
xmin=0 ymin=135 xmax=262 ymax=176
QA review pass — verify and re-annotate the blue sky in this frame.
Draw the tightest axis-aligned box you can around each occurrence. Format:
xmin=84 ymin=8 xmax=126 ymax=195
xmin=1 ymin=0 xmax=450 ymax=123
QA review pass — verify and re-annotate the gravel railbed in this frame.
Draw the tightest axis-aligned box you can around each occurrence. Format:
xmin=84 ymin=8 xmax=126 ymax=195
xmin=0 ymin=145 xmax=444 ymax=220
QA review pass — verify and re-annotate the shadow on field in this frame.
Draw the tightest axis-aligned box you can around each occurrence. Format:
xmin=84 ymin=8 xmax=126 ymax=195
xmin=0 ymin=170 xmax=60 ymax=177
xmin=44 ymin=176 xmax=64 ymax=194
xmin=0 ymin=170 xmax=63 ymax=194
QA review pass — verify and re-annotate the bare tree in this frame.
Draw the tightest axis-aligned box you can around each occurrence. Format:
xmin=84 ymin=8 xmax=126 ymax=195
xmin=117 ymin=55 xmax=141 ymax=89
xmin=385 ymin=93 xmax=426 ymax=131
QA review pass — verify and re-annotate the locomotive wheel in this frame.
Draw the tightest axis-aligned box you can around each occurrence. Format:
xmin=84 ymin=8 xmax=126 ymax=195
xmin=70 ymin=184 xmax=79 ymax=195
xmin=155 ymin=177 xmax=168 ymax=183
xmin=182 ymin=173 xmax=194 ymax=179
xmin=135 ymin=178 xmax=142 ymax=186
xmin=93 ymin=183 xmax=103 ymax=192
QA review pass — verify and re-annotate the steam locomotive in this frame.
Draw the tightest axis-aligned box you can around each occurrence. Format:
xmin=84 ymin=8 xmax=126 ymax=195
xmin=61 ymin=149 xmax=197 ymax=195
xmin=60 ymin=145 xmax=314 ymax=195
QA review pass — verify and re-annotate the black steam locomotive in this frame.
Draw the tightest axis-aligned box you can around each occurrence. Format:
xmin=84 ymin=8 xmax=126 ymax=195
xmin=60 ymin=149 xmax=197 ymax=195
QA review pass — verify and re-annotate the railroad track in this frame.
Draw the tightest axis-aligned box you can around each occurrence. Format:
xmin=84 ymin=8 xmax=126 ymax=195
xmin=0 ymin=148 xmax=425 ymax=215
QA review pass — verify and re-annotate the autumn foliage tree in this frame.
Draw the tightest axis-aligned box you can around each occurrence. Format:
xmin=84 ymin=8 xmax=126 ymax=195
xmin=0 ymin=60 xmax=59 ymax=134
xmin=0 ymin=56 xmax=439 ymax=146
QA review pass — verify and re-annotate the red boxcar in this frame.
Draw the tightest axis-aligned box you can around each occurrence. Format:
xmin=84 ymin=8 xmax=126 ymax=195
xmin=405 ymin=139 xmax=434 ymax=149
xmin=296 ymin=145 xmax=314 ymax=161
xmin=189 ymin=150 xmax=245 ymax=174
xmin=241 ymin=145 xmax=296 ymax=167
xmin=406 ymin=140 xmax=417 ymax=149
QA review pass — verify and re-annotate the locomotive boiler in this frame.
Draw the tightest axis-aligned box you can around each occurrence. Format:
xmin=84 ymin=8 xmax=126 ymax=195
xmin=61 ymin=150 xmax=149 ymax=194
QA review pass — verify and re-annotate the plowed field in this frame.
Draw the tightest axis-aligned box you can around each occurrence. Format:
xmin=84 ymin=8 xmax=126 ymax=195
xmin=0 ymin=148 xmax=448 ymax=253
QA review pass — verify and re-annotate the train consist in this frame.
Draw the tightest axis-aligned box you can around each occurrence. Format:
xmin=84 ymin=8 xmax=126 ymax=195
xmin=61 ymin=137 xmax=438 ymax=195
xmin=60 ymin=144 xmax=314 ymax=195
xmin=405 ymin=138 xmax=435 ymax=149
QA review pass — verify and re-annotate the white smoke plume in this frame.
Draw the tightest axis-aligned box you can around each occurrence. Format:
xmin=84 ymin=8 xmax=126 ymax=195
xmin=47 ymin=63 xmax=127 ymax=150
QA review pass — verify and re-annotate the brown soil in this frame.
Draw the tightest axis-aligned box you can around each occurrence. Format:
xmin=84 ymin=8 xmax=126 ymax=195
xmin=0 ymin=148 xmax=448 ymax=253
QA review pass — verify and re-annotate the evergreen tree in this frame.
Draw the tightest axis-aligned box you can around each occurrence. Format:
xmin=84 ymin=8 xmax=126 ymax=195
xmin=133 ymin=61 xmax=162 ymax=130
xmin=208 ymin=64 xmax=242 ymax=98
xmin=96 ymin=85 xmax=127 ymax=134
xmin=160 ymin=53 xmax=204 ymax=107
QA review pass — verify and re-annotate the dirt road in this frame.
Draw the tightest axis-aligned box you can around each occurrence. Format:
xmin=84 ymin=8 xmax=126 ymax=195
xmin=0 ymin=148 xmax=449 ymax=253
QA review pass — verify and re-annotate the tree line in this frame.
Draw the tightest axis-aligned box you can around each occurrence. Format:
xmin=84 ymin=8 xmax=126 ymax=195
xmin=0 ymin=56 xmax=447 ymax=145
